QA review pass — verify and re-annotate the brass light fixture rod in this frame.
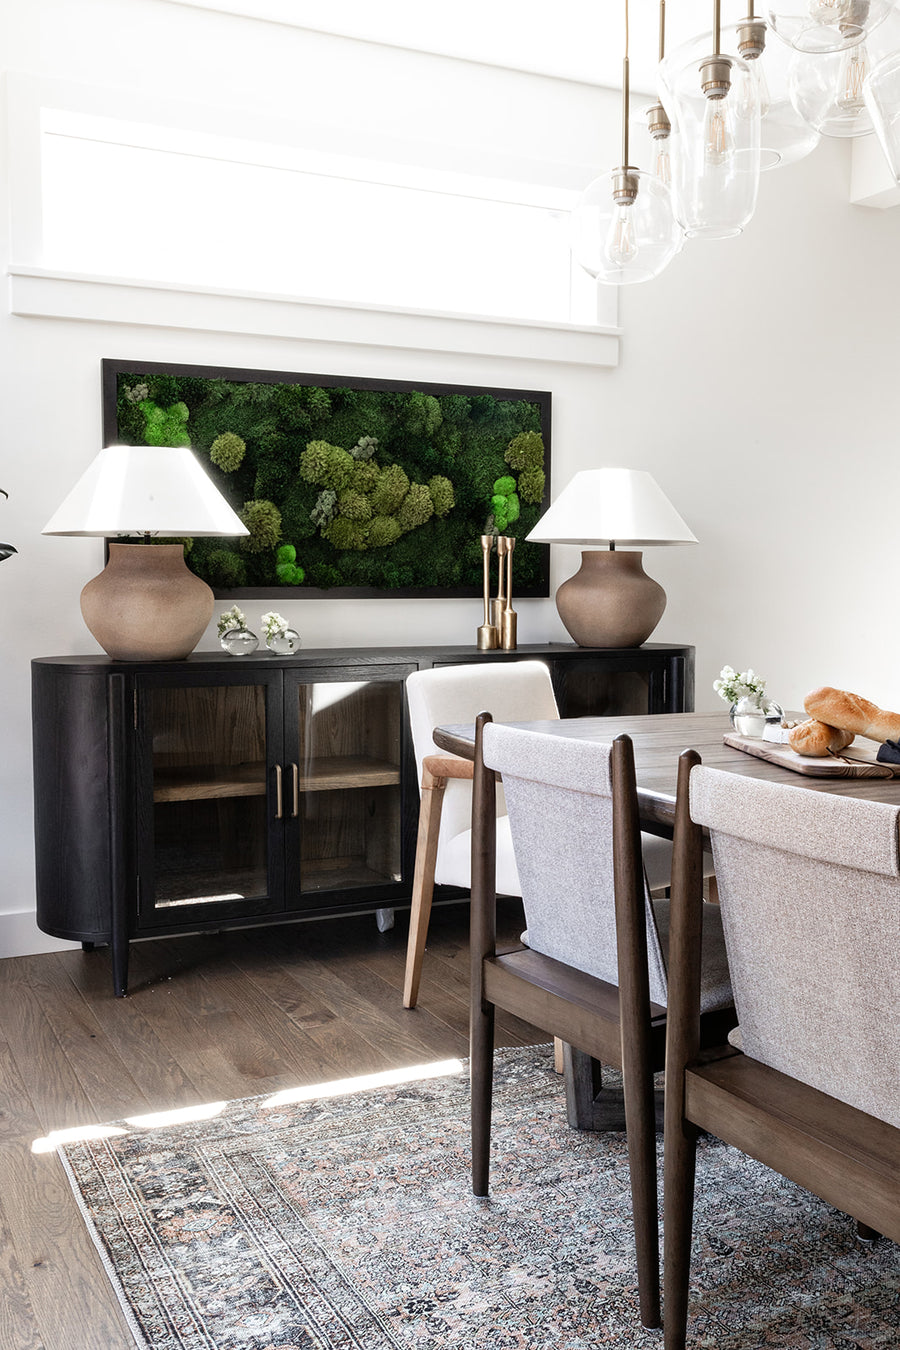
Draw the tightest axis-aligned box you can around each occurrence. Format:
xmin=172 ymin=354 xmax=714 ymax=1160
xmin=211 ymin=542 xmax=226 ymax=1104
xmin=647 ymin=0 xmax=671 ymax=139
xmin=701 ymin=0 xmax=732 ymax=98
xmin=738 ymin=0 xmax=767 ymax=60
xmin=613 ymin=0 xmax=639 ymax=204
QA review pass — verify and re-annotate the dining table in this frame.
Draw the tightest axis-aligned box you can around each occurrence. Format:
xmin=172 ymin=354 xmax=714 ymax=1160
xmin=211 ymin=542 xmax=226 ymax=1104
xmin=432 ymin=708 xmax=900 ymax=1131
xmin=433 ymin=709 xmax=900 ymax=838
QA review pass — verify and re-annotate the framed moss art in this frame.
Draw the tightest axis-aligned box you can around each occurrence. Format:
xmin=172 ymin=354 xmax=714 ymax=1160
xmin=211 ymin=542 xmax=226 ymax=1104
xmin=101 ymin=360 xmax=551 ymax=600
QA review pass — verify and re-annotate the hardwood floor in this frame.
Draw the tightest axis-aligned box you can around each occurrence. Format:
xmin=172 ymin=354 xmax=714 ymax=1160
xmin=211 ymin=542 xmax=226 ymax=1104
xmin=0 ymin=899 xmax=545 ymax=1350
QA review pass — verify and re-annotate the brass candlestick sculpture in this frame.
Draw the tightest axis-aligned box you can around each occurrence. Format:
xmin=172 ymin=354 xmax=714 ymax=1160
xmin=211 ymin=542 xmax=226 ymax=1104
xmin=477 ymin=534 xmax=499 ymax=649
xmin=490 ymin=535 xmax=507 ymax=632
xmin=500 ymin=535 xmax=517 ymax=650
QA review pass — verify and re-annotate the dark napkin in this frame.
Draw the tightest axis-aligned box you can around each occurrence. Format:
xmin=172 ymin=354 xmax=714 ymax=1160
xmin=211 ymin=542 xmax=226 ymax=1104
xmin=876 ymin=739 xmax=900 ymax=764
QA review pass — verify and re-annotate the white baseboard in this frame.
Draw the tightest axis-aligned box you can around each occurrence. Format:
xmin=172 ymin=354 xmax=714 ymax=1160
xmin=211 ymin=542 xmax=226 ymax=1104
xmin=0 ymin=910 xmax=81 ymax=960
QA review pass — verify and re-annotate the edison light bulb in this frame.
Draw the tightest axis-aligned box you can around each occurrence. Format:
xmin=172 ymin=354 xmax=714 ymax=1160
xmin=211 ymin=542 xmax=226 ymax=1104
xmin=737 ymin=59 xmax=772 ymax=119
xmin=704 ymin=97 xmax=734 ymax=165
xmin=605 ymin=202 xmax=639 ymax=265
xmin=654 ymin=138 xmax=672 ymax=186
xmin=836 ymin=41 xmax=869 ymax=110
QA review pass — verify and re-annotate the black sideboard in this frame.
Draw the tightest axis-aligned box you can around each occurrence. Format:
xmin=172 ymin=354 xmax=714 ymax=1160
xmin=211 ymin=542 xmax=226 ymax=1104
xmin=32 ymin=641 xmax=694 ymax=994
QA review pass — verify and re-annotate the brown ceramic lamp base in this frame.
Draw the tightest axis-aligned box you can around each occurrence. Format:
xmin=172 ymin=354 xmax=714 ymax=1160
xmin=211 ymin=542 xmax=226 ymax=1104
xmin=555 ymin=550 xmax=666 ymax=648
xmin=80 ymin=542 xmax=215 ymax=661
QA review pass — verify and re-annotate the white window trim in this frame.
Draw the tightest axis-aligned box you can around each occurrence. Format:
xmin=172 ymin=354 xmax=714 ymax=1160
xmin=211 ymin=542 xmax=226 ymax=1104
xmin=8 ymin=266 xmax=621 ymax=367
xmin=6 ymin=72 xmax=620 ymax=366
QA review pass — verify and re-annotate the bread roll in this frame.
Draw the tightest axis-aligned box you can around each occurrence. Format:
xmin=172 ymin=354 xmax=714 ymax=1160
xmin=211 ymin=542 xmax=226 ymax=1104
xmin=788 ymin=719 xmax=854 ymax=757
xmin=803 ymin=687 xmax=900 ymax=743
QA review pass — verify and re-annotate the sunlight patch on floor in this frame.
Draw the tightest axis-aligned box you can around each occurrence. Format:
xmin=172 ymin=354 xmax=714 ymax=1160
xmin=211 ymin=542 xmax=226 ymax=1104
xmin=125 ymin=1102 xmax=230 ymax=1129
xmin=263 ymin=1058 xmax=465 ymax=1109
xmin=32 ymin=1123 xmax=127 ymax=1153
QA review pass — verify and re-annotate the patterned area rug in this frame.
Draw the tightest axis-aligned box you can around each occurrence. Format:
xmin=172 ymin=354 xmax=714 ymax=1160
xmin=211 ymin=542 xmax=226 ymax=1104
xmin=59 ymin=1045 xmax=898 ymax=1349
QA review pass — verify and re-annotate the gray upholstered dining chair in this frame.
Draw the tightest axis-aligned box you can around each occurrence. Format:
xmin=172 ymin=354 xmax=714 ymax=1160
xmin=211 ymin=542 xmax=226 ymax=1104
xmin=471 ymin=718 xmax=736 ymax=1329
xmin=402 ymin=660 xmax=682 ymax=1010
xmin=663 ymin=753 xmax=900 ymax=1349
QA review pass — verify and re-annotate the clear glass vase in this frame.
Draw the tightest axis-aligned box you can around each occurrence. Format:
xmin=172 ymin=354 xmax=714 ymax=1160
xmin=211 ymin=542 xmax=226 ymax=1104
xmin=730 ymin=697 xmax=784 ymax=738
xmin=219 ymin=627 xmax=259 ymax=656
xmin=266 ymin=628 xmax=301 ymax=655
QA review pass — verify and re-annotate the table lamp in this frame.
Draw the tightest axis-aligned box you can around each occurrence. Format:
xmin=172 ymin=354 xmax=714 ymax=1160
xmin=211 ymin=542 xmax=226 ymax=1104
xmin=526 ymin=467 xmax=697 ymax=648
xmin=42 ymin=444 xmax=249 ymax=661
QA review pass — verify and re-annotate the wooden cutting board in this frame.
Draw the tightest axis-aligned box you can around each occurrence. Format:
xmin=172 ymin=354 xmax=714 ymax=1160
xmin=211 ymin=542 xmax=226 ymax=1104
xmin=723 ymin=733 xmax=900 ymax=778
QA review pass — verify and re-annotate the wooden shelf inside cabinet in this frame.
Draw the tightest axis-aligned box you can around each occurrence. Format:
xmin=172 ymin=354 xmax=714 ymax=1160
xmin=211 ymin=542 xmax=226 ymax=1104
xmin=299 ymin=756 xmax=401 ymax=792
xmin=153 ymin=763 xmax=266 ymax=803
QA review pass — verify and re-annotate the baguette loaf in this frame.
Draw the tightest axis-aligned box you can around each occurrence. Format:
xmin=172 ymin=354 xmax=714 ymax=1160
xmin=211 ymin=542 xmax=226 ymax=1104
xmin=803 ymin=686 xmax=900 ymax=743
xmin=788 ymin=718 xmax=854 ymax=757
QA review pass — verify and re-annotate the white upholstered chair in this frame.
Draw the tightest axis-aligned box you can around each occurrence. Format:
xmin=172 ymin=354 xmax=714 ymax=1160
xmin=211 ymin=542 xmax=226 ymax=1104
xmin=402 ymin=660 xmax=680 ymax=1009
xmin=664 ymin=754 xmax=900 ymax=1349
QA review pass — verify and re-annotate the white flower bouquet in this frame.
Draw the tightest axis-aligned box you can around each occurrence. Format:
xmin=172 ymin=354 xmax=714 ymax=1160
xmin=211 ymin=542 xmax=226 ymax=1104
xmin=217 ymin=604 xmax=248 ymax=637
xmin=261 ymin=611 xmax=289 ymax=640
xmin=713 ymin=665 xmax=768 ymax=708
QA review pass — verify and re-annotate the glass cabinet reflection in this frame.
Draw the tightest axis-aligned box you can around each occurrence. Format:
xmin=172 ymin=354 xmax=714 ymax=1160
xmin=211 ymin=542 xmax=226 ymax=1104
xmin=290 ymin=677 xmax=403 ymax=896
xmin=147 ymin=683 xmax=271 ymax=918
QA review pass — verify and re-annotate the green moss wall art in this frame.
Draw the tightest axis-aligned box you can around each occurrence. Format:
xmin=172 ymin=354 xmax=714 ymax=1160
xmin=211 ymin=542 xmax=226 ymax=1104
xmin=101 ymin=361 xmax=551 ymax=599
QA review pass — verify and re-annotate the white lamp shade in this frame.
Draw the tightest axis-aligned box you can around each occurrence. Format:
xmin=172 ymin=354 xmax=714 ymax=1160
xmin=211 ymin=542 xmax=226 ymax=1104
xmin=42 ymin=444 xmax=249 ymax=537
xmin=526 ymin=468 xmax=698 ymax=547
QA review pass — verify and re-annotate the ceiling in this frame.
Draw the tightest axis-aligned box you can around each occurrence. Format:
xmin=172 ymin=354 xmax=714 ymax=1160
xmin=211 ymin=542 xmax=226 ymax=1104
xmin=189 ymin=1 xmax=720 ymax=93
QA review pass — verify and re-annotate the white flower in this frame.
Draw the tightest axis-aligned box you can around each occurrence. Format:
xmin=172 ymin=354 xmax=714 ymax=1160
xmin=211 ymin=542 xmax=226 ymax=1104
xmin=217 ymin=604 xmax=247 ymax=637
xmin=713 ymin=664 xmax=767 ymax=706
xmin=261 ymin=611 xmax=288 ymax=639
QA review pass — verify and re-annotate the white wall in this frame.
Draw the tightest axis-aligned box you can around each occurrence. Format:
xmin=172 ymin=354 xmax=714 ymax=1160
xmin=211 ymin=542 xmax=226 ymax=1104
xmin=2 ymin=0 xmax=899 ymax=955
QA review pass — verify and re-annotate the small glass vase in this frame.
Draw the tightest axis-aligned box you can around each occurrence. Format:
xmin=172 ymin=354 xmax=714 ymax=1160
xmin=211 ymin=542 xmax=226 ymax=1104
xmin=266 ymin=628 xmax=301 ymax=655
xmin=730 ymin=697 xmax=784 ymax=738
xmin=219 ymin=627 xmax=259 ymax=656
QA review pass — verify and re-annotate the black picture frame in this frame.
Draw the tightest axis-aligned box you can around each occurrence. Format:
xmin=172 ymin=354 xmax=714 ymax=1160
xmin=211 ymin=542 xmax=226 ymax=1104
xmin=102 ymin=359 xmax=551 ymax=601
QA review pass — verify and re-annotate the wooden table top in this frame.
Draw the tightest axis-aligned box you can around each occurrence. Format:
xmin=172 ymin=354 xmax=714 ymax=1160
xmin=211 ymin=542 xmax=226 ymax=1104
xmin=434 ymin=711 xmax=900 ymax=835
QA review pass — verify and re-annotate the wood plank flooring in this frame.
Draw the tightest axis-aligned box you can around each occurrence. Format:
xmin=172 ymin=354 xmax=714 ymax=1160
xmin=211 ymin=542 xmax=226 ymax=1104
xmin=0 ymin=899 xmax=546 ymax=1350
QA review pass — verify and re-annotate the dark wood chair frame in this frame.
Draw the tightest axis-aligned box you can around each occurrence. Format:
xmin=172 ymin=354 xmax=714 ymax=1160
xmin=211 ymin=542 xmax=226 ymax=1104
xmin=469 ymin=714 xmax=736 ymax=1330
xmin=663 ymin=749 xmax=900 ymax=1350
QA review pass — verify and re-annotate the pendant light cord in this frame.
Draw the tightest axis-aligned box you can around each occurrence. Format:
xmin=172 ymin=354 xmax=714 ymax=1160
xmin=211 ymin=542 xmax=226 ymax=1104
xmin=621 ymin=0 xmax=631 ymax=167
xmin=659 ymin=0 xmax=666 ymax=62
xmin=713 ymin=0 xmax=722 ymax=56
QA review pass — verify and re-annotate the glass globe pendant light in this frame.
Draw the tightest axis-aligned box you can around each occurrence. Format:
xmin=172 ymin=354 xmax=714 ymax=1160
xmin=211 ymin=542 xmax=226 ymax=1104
xmin=571 ymin=0 xmax=681 ymax=285
xmin=789 ymin=9 xmax=900 ymax=137
xmin=661 ymin=0 xmax=762 ymax=238
xmin=864 ymin=48 xmax=900 ymax=179
xmin=765 ymin=0 xmax=895 ymax=54
xmin=662 ymin=6 xmax=820 ymax=171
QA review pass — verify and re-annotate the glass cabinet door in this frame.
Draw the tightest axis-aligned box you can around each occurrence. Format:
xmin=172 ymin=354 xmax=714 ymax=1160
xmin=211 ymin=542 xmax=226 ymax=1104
xmin=284 ymin=667 xmax=412 ymax=904
xmin=136 ymin=676 xmax=280 ymax=927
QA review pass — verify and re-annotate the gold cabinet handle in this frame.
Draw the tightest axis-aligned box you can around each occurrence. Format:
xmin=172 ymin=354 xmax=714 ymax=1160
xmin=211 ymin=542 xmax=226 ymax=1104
xmin=274 ymin=763 xmax=283 ymax=820
xmin=290 ymin=763 xmax=299 ymax=817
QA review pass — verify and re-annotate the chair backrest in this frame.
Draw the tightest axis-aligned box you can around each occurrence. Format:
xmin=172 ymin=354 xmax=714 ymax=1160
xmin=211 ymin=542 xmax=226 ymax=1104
xmin=690 ymin=765 xmax=900 ymax=1128
xmin=481 ymin=722 xmax=669 ymax=1007
xmin=406 ymin=661 xmax=559 ymax=847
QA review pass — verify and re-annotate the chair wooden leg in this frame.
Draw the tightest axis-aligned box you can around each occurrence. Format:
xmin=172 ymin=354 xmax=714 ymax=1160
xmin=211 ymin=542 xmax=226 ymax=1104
xmin=471 ymin=712 xmax=498 ymax=1199
xmin=471 ymin=1000 xmax=495 ymax=1197
xmin=663 ymin=749 xmax=705 ymax=1350
xmin=663 ymin=1118 xmax=700 ymax=1350
xmin=622 ymin=1048 xmax=661 ymax=1329
xmin=402 ymin=771 xmax=446 ymax=1008
xmin=612 ymin=735 xmax=661 ymax=1329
